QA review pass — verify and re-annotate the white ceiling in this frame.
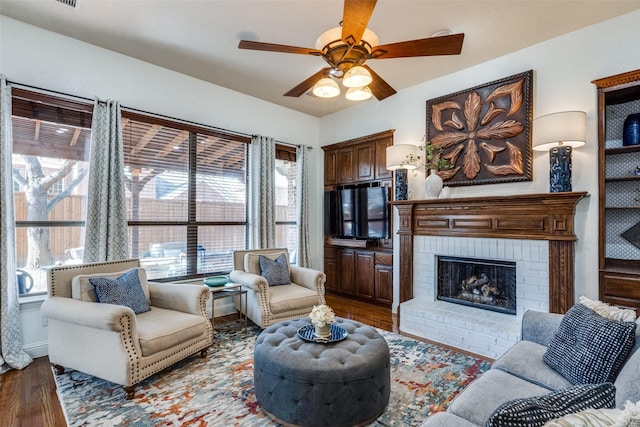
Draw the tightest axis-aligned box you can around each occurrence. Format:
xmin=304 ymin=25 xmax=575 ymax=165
xmin=1 ymin=0 xmax=639 ymax=117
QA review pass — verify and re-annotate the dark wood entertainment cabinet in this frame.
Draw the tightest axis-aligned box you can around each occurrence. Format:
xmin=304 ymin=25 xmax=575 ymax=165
xmin=322 ymin=130 xmax=394 ymax=307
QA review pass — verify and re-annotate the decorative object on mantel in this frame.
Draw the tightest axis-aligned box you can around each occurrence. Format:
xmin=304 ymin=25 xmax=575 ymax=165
xmin=425 ymin=70 xmax=533 ymax=187
xmin=439 ymin=185 xmax=451 ymax=198
xmin=404 ymin=138 xmax=452 ymax=198
xmin=425 ymin=169 xmax=444 ymax=199
xmin=533 ymin=111 xmax=586 ymax=192
xmin=623 ymin=113 xmax=640 ymax=146
xmin=308 ymin=304 xmax=336 ymax=339
xmin=386 ymin=144 xmax=417 ymax=200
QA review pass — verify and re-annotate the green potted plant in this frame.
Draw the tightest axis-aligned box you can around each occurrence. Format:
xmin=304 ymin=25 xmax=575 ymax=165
xmin=405 ymin=137 xmax=452 ymax=198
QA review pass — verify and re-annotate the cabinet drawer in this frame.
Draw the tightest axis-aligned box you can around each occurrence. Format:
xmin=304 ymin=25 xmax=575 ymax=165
xmin=375 ymin=252 xmax=392 ymax=266
xmin=601 ymin=272 xmax=640 ymax=300
xmin=325 ymin=245 xmax=338 ymax=259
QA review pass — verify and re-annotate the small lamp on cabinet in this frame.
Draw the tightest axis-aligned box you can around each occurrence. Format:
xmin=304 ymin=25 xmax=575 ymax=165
xmin=533 ymin=111 xmax=586 ymax=192
xmin=386 ymin=144 xmax=417 ymax=200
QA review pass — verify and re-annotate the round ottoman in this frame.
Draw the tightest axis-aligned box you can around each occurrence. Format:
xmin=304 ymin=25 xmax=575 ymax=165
xmin=254 ymin=317 xmax=390 ymax=427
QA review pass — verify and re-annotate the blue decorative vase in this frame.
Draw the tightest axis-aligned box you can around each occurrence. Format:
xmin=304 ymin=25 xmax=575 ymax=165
xmin=623 ymin=113 xmax=640 ymax=146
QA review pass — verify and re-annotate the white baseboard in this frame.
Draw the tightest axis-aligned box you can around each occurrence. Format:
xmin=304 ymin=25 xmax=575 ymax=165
xmin=23 ymin=340 xmax=48 ymax=358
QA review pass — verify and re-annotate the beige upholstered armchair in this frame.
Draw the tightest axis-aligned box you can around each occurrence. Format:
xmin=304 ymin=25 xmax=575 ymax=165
xmin=229 ymin=248 xmax=326 ymax=328
xmin=41 ymin=259 xmax=213 ymax=399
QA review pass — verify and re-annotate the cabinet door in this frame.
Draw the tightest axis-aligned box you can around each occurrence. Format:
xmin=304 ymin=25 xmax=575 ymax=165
xmin=324 ymin=149 xmax=338 ymax=186
xmin=374 ymin=265 xmax=393 ymax=305
xmin=337 ymin=148 xmax=355 ymax=183
xmin=356 ymin=143 xmax=374 ymax=182
xmin=375 ymin=138 xmax=392 ymax=180
xmin=338 ymin=249 xmax=355 ymax=295
xmin=354 ymin=250 xmax=375 ymax=300
xmin=324 ymin=257 xmax=338 ymax=292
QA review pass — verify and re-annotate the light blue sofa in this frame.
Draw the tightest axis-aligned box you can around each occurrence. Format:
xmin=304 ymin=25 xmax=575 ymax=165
xmin=421 ymin=310 xmax=640 ymax=426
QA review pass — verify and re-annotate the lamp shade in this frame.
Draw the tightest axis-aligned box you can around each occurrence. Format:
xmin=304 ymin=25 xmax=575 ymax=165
xmin=343 ymin=66 xmax=373 ymax=88
xmin=345 ymin=86 xmax=372 ymax=101
xmin=386 ymin=144 xmax=418 ymax=170
xmin=533 ymin=111 xmax=586 ymax=151
xmin=312 ymin=77 xmax=340 ymax=98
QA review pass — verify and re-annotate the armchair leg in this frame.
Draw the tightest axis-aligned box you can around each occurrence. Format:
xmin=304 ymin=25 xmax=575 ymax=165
xmin=52 ymin=364 xmax=65 ymax=375
xmin=200 ymin=348 xmax=208 ymax=358
xmin=123 ymin=385 xmax=137 ymax=400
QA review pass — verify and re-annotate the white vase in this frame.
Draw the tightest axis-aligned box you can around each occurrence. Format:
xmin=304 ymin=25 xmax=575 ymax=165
xmin=314 ymin=323 xmax=331 ymax=339
xmin=439 ymin=186 xmax=451 ymax=199
xmin=425 ymin=169 xmax=443 ymax=199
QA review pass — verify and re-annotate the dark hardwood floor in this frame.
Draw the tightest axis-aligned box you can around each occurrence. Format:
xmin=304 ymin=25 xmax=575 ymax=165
xmin=0 ymin=294 xmax=397 ymax=427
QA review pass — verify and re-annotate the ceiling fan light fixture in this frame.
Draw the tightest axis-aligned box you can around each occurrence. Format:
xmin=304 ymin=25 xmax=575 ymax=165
xmin=345 ymin=86 xmax=372 ymax=101
xmin=315 ymin=27 xmax=379 ymax=51
xmin=312 ymin=77 xmax=341 ymax=98
xmin=343 ymin=66 xmax=373 ymax=88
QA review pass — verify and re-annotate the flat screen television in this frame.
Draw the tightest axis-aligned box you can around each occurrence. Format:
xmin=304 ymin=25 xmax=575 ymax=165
xmin=324 ymin=185 xmax=389 ymax=239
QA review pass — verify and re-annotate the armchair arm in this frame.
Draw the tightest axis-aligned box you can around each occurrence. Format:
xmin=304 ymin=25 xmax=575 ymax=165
xmin=41 ymin=296 xmax=135 ymax=332
xmin=229 ymin=270 xmax=269 ymax=294
xmin=148 ymin=282 xmax=209 ymax=316
xmin=290 ymin=265 xmax=326 ymax=293
xmin=521 ymin=310 xmax=564 ymax=346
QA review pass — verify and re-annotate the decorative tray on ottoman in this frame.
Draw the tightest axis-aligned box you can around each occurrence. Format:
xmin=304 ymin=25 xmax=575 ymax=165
xmin=297 ymin=324 xmax=348 ymax=343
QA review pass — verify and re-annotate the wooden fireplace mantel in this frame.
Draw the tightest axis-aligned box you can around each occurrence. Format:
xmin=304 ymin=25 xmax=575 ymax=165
xmin=390 ymin=192 xmax=589 ymax=313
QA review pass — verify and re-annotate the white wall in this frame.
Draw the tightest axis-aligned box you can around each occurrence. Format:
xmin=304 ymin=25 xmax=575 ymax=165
xmin=319 ymin=9 xmax=640 ymax=312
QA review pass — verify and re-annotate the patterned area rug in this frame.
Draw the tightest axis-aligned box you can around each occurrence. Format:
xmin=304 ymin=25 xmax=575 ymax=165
xmin=54 ymin=320 xmax=491 ymax=426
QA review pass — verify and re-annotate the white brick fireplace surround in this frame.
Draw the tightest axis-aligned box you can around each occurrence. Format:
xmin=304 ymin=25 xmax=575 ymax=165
xmin=400 ymin=237 xmax=549 ymax=359
xmin=392 ymin=192 xmax=588 ymax=360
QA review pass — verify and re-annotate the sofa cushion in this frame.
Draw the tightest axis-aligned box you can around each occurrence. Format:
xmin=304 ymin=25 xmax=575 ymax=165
xmin=542 ymin=407 xmax=622 ymax=427
xmin=485 ymin=382 xmax=616 ymax=427
xmin=72 ymin=267 xmax=150 ymax=303
xmin=269 ymin=283 xmax=319 ymax=314
xmin=418 ymin=411 xmax=479 ymax=427
xmin=614 ymin=324 xmax=640 ymax=408
xmin=543 ymin=304 xmax=636 ymax=385
xmin=449 ymin=369 xmax=552 ymax=426
xmin=579 ymin=296 xmax=637 ymax=322
xmin=89 ymin=269 xmax=151 ymax=314
xmin=259 ymin=253 xmax=291 ymax=286
xmin=244 ymin=251 xmax=289 ymax=275
xmin=493 ymin=341 xmax=572 ymax=391
xmin=136 ymin=307 xmax=207 ymax=356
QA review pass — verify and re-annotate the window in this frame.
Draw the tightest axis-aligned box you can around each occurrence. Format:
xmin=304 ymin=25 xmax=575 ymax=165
xmin=122 ymin=112 xmax=250 ymax=280
xmin=11 ymin=88 xmax=93 ymax=296
xmin=275 ymin=145 xmax=298 ymax=263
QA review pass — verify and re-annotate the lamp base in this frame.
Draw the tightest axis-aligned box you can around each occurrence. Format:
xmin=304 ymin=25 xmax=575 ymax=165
xmin=394 ymin=169 xmax=408 ymax=200
xmin=549 ymin=145 xmax=573 ymax=193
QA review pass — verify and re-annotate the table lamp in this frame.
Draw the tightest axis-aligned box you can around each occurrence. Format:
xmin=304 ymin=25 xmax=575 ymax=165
xmin=533 ymin=111 xmax=586 ymax=192
xmin=386 ymin=144 xmax=417 ymax=200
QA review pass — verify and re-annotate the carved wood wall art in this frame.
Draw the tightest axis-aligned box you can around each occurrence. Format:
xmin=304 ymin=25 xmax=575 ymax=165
xmin=426 ymin=70 xmax=533 ymax=186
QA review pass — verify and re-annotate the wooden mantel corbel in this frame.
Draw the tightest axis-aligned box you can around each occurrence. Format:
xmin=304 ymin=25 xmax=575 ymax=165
xmin=390 ymin=192 xmax=589 ymax=313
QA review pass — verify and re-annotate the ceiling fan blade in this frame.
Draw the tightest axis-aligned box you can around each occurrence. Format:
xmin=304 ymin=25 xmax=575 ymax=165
xmin=372 ymin=33 xmax=465 ymax=59
xmin=341 ymin=0 xmax=377 ymax=45
xmin=363 ymin=65 xmax=396 ymax=100
xmin=284 ymin=68 xmax=332 ymax=97
xmin=238 ymin=40 xmax=322 ymax=56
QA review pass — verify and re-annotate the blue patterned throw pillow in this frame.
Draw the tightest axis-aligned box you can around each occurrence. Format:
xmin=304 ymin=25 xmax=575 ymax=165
xmin=485 ymin=382 xmax=616 ymax=427
xmin=89 ymin=269 xmax=151 ymax=314
xmin=259 ymin=254 xmax=290 ymax=286
xmin=543 ymin=303 xmax=636 ymax=385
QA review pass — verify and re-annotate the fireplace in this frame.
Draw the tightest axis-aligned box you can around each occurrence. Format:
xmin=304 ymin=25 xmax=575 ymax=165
xmin=437 ymin=256 xmax=516 ymax=315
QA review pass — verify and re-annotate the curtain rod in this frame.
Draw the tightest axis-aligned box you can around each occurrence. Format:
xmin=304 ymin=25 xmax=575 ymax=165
xmin=7 ymin=79 xmax=305 ymax=148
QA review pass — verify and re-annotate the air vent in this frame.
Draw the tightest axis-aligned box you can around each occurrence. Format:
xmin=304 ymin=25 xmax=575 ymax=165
xmin=53 ymin=0 xmax=79 ymax=9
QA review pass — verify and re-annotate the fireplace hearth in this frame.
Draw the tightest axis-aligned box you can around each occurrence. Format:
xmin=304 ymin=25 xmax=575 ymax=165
xmin=437 ymin=256 xmax=516 ymax=315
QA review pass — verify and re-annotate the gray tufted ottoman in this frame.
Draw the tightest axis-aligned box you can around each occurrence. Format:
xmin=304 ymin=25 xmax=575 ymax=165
xmin=253 ymin=317 xmax=390 ymax=427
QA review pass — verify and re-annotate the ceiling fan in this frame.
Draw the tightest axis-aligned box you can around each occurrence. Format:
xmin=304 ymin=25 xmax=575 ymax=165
xmin=238 ymin=0 xmax=464 ymax=101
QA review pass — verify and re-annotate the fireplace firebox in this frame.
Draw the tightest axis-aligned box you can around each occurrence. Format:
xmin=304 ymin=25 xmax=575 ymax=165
xmin=437 ymin=256 xmax=516 ymax=315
